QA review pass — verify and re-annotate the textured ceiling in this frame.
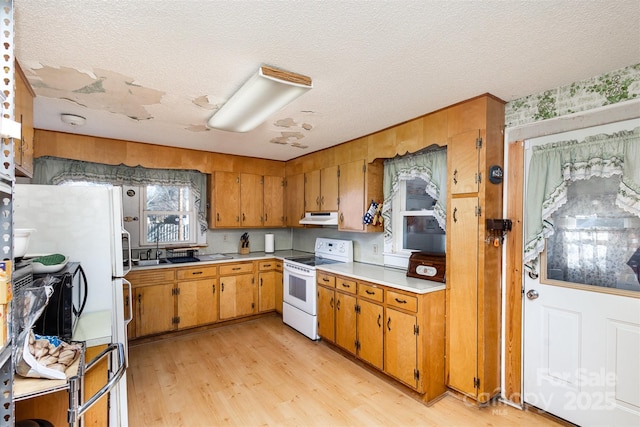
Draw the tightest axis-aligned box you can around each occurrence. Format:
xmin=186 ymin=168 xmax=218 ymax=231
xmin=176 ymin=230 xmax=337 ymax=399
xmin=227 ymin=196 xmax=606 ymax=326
xmin=13 ymin=0 xmax=640 ymax=161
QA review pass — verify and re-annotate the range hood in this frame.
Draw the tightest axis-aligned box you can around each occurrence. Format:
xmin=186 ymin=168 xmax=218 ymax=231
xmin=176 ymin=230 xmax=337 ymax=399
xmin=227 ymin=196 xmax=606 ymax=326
xmin=299 ymin=211 xmax=339 ymax=226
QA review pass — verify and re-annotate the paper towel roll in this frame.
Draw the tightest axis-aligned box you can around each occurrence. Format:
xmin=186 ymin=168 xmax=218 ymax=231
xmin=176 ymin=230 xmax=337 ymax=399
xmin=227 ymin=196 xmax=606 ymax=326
xmin=265 ymin=233 xmax=275 ymax=253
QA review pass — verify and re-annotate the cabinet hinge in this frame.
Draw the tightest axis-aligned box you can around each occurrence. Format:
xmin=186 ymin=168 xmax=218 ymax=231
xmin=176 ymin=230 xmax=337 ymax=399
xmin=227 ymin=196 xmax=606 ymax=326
xmin=362 ymin=164 xmax=366 ymax=173
xmin=476 ymin=137 xmax=483 ymax=149
xmin=260 ymin=177 xmax=264 ymax=185
xmin=414 ymin=324 xmax=419 ymax=336
xmin=414 ymin=369 xmax=420 ymax=381
xmin=252 ymin=277 xmax=255 ymax=284
xmin=337 ymin=166 xmax=341 ymax=178
xmin=172 ymin=316 xmax=180 ymax=324
xmin=355 ymin=339 xmax=360 ymax=351
xmin=281 ymin=178 xmax=285 ymax=187
xmin=474 ymin=377 xmax=480 ymax=389
xmin=475 ymin=205 xmax=482 ymax=217
xmin=475 ymin=172 xmax=482 ymax=184
xmin=355 ymin=304 xmax=360 ymax=314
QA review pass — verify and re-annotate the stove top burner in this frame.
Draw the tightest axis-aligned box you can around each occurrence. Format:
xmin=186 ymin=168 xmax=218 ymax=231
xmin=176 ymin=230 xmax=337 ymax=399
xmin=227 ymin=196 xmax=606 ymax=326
xmin=285 ymin=256 xmax=342 ymax=267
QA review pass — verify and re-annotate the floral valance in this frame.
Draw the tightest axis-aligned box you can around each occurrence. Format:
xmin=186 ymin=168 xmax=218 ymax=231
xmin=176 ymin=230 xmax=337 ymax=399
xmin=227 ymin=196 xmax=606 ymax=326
xmin=524 ymin=127 xmax=640 ymax=263
xmin=381 ymin=148 xmax=447 ymax=249
xmin=33 ymin=156 xmax=209 ymax=233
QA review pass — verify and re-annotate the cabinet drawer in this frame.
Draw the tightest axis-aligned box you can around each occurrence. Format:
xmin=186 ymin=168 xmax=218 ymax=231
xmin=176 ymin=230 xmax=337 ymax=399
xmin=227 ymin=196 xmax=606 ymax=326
xmin=386 ymin=290 xmax=418 ymax=312
xmin=317 ymin=272 xmax=335 ymax=288
xmin=336 ymin=277 xmax=356 ymax=294
xmin=219 ymin=262 xmax=254 ymax=275
xmin=176 ymin=265 xmax=217 ymax=279
xmin=358 ymin=283 xmax=384 ymax=302
xmin=258 ymin=260 xmax=277 ymax=271
xmin=275 ymin=261 xmax=283 ymax=272
xmin=127 ymin=268 xmax=175 ymax=285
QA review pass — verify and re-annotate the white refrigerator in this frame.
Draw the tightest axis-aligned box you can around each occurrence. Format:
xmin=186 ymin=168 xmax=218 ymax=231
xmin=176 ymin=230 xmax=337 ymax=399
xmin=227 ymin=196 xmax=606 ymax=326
xmin=14 ymin=184 xmax=130 ymax=426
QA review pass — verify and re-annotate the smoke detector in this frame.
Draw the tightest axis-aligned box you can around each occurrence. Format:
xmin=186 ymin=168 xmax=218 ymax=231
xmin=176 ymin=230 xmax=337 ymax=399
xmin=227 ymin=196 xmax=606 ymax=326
xmin=60 ymin=114 xmax=86 ymax=127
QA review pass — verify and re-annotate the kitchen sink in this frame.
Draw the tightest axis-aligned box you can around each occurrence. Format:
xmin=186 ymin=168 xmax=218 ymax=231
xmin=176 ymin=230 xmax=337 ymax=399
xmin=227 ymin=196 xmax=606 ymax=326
xmin=134 ymin=259 xmax=168 ymax=266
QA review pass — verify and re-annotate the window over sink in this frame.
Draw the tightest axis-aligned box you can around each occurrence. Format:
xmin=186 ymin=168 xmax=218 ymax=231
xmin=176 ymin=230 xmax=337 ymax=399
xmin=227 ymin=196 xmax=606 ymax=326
xmin=142 ymin=184 xmax=196 ymax=246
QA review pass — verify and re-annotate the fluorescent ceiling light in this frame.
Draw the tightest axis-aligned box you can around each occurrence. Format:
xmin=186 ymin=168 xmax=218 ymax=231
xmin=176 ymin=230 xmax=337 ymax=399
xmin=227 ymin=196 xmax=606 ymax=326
xmin=207 ymin=65 xmax=312 ymax=133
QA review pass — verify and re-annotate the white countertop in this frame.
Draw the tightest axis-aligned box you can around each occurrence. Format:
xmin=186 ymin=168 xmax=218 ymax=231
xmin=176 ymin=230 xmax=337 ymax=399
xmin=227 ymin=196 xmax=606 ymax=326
xmin=73 ymin=310 xmax=112 ymax=347
xmin=130 ymin=250 xmax=445 ymax=295
xmin=316 ymin=262 xmax=446 ymax=294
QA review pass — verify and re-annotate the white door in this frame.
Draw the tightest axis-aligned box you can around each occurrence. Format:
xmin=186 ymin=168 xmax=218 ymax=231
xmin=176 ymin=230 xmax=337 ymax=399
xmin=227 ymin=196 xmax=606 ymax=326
xmin=523 ymin=277 xmax=640 ymax=426
xmin=522 ymin=120 xmax=640 ymax=426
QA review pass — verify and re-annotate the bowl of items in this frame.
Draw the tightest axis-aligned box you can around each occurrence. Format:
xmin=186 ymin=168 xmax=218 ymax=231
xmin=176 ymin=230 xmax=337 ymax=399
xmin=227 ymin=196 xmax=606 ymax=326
xmin=31 ymin=253 xmax=69 ymax=274
xmin=14 ymin=228 xmax=36 ymax=259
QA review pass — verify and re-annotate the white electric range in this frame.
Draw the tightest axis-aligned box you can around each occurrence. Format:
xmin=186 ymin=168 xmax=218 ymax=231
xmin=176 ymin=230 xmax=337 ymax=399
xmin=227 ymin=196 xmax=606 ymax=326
xmin=282 ymin=237 xmax=353 ymax=339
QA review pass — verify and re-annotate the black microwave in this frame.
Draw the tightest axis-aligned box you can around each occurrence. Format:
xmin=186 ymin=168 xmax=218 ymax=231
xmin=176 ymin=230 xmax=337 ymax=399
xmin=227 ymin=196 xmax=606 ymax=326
xmin=33 ymin=262 xmax=88 ymax=341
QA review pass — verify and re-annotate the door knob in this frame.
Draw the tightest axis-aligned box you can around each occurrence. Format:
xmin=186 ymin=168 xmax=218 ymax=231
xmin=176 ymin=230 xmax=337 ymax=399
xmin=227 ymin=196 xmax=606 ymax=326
xmin=526 ymin=289 xmax=539 ymax=300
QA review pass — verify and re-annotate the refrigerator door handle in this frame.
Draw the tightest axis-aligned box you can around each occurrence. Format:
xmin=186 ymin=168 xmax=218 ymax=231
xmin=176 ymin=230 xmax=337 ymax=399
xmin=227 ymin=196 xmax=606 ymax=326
xmin=122 ymin=228 xmax=132 ymax=276
xmin=123 ymin=278 xmax=133 ymax=326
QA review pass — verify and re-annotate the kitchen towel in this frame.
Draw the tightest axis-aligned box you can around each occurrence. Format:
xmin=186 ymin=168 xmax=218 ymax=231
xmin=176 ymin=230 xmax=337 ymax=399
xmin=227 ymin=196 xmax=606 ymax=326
xmin=265 ymin=233 xmax=275 ymax=253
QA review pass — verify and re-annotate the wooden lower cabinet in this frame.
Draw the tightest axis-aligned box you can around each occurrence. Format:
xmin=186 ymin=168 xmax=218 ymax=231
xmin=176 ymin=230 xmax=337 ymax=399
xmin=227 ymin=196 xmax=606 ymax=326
xmin=316 ymin=271 xmax=446 ymax=402
xmin=335 ymin=291 xmax=357 ymax=354
xmin=219 ymin=262 xmax=256 ymax=320
xmin=258 ymin=260 xmax=279 ymax=312
xmin=135 ymin=282 xmax=175 ymax=337
xmin=384 ymin=307 xmax=418 ymax=388
xmin=176 ymin=265 xmax=219 ymax=328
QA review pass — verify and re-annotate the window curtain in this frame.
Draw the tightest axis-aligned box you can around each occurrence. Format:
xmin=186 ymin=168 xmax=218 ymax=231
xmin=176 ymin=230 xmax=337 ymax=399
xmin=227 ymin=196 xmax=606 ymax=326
xmin=33 ymin=156 xmax=209 ymax=233
xmin=524 ymin=126 xmax=640 ymax=263
xmin=381 ymin=148 xmax=447 ymax=251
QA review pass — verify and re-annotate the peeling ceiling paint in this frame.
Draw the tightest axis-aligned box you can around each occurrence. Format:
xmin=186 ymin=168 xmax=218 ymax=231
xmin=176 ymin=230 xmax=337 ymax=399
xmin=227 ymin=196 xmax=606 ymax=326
xmin=14 ymin=1 xmax=640 ymax=161
xmin=28 ymin=65 xmax=164 ymax=121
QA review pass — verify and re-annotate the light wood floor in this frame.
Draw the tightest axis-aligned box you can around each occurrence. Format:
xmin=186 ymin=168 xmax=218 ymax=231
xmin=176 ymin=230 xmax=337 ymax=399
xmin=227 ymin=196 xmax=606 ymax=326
xmin=127 ymin=314 xmax=559 ymax=426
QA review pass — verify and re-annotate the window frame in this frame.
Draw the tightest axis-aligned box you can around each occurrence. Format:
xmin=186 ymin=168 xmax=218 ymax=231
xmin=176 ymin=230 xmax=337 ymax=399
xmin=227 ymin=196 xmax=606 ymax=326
xmin=139 ymin=184 xmax=197 ymax=247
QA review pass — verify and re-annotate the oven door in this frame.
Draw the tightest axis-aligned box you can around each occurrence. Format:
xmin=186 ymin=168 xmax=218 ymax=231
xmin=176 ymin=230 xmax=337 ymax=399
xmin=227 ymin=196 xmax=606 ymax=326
xmin=283 ymin=262 xmax=317 ymax=315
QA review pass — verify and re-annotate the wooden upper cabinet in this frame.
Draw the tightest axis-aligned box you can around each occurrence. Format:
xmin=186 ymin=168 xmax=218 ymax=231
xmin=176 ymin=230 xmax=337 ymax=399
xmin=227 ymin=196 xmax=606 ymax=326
xmin=338 ymin=160 xmax=365 ymax=231
xmin=263 ymin=175 xmax=285 ymax=227
xmin=213 ymin=171 xmax=241 ymax=227
xmin=449 ymin=129 xmax=481 ymax=195
xmin=285 ymin=173 xmax=305 ymax=227
xmin=14 ymin=62 xmax=35 ymax=178
xmin=305 ymin=166 xmax=339 ymax=212
xmin=240 ymin=173 xmax=263 ymax=227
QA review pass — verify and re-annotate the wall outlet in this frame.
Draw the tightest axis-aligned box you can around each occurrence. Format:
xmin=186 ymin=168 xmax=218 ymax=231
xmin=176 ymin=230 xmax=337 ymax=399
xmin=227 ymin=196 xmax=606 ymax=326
xmin=373 ymin=244 xmax=378 ymax=255
xmin=223 ymin=234 xmax=228 ymax=242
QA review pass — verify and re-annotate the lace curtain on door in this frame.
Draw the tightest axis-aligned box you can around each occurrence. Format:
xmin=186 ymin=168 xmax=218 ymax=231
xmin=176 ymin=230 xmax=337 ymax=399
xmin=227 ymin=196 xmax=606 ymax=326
xmin=524 ymin=127 xmax=640 ymax=265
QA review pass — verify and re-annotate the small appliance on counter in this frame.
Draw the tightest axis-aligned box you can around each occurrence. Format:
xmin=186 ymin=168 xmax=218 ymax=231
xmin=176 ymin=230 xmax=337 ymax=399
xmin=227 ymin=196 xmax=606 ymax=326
xmin=407 ymin=252 xmax=446 ymax=282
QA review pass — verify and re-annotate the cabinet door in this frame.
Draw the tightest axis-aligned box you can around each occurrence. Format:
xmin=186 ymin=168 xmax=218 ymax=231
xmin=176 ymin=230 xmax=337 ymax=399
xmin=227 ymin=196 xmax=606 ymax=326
xmin=135 ymin=283 xmax=175 ymax=337
xmin=320 ymin=165 xmax=339 ymax=211
xmin=124 ymin=283 xmax=136 ymax=340
xmin=178 ymin=278 xmax=218 ymax=329
xmin=335 ymin=291 xmax=357 ymax=354
xmin=447 ymin=196 xmax=479 ymax=396
xmin=258 ymin=271 xmax=276 ymax=312
xmin=338 ymin=159 xmax=365 ymax=231
xmin=449 ymin=129 xmax=480 ymax=195
xmin=214 ymin=171 xmax=241 ymax=227
xmin=285 ymin=173 xmax=305 ymax=227
xmin=357 ymin=298 xmax=384 ymax=370
xmin=241 ymin=173 xmax=263 ymax=226
xmin=14 ymin=63 xmax=34 ymax=177
xmin=304 ymin=169 xmax=321 ymax=212
xmin=317 ymin=285 xmax=335 ymax=342
xmin=263 ymin=175 xmax=285 ymax=227
xmin=219 ymin=274 xmax=255 ymax=319
xmin=384 ymin=307 xmax=418 ymax=389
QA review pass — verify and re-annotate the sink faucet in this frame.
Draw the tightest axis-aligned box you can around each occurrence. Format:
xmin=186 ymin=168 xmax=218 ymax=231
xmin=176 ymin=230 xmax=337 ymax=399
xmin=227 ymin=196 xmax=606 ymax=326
xmin=146 ymin=249 xmax=152 ymax=259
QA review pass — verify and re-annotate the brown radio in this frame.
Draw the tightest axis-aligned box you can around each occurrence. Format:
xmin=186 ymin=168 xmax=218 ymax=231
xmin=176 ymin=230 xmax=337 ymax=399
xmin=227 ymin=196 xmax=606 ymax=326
xmin=406 ymin=252 xmax=446 ymax=282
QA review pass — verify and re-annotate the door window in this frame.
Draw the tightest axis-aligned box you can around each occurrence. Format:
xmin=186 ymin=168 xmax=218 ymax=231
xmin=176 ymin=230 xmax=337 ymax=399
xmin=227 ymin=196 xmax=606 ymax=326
xmin=543 ymin=176 xmax=640 ymax=293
